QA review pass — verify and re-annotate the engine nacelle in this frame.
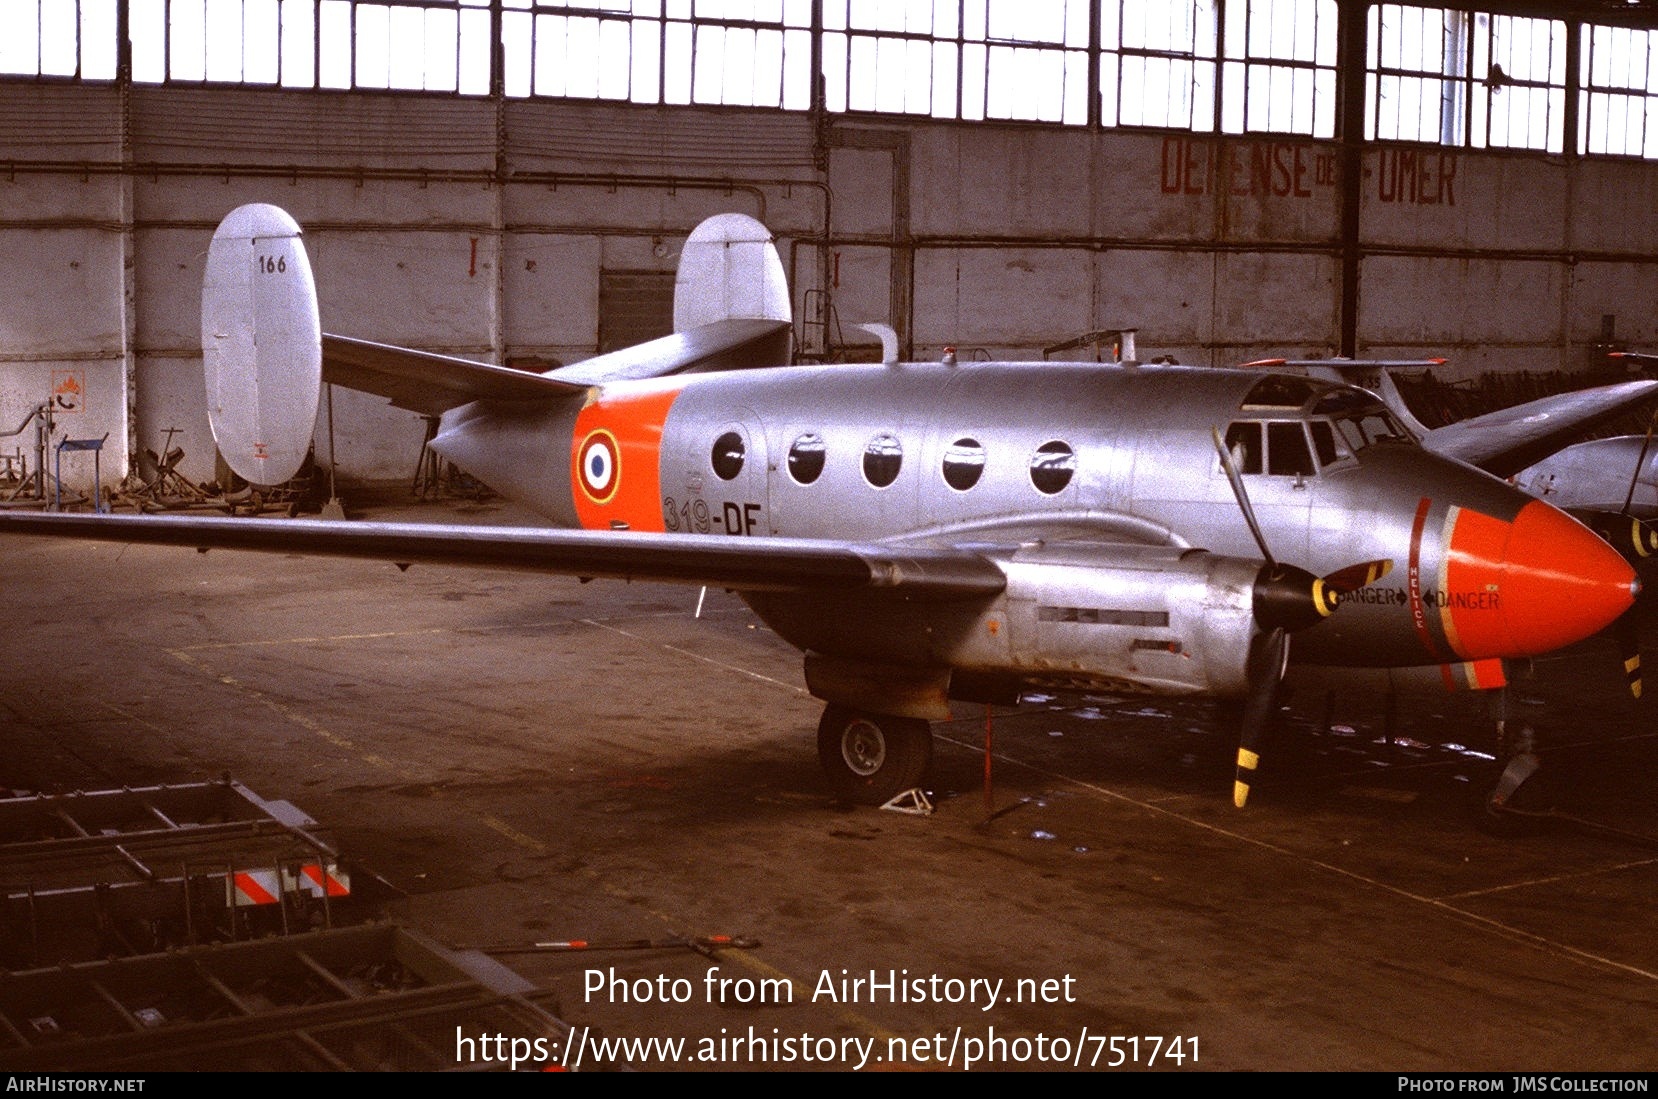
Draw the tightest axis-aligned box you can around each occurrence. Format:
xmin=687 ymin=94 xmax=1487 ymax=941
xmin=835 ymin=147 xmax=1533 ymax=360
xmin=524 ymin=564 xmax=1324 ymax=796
xmin=995 ymin=543 xmax=1262 ymax=698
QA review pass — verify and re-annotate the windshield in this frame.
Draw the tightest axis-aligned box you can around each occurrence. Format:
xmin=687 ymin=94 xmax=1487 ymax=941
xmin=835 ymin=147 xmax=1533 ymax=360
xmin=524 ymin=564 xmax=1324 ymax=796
xmin=1224 ymin=380 xmax=1416 ymax=479
xmin=1330 ymin=409 xmax=1413 ymax=453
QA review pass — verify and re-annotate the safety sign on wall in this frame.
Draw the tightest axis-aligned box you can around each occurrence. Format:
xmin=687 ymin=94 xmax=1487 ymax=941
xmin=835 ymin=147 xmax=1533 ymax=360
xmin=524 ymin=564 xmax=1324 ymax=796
xmin=51 ymin=370 xmax=85 ymax=414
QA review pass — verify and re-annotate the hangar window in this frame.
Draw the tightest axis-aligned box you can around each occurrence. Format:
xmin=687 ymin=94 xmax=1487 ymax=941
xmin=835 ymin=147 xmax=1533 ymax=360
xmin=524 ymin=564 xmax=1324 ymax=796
xmin=501 ymin=1 xmax=812 ymax=107
xmin=823 ymin=0 xmax=1091 ymax=125
xmin=1582 ymin=24 xmax=1658 ymax=158
xmin=1103 ymin=0 xmax=1337 ymax=136
xmin=711 ymin=431 xmax=745 ymax=480
xmin=788 ymin=432 xmax=825 ymax=485
xmin=1367 ymin=6 xmax=1565 ymax=153
xmin=2 ymin=0 xmax=117 ymax=80
xmin=1030 ymin=440 xmax=1076 ymax=494
xmin=863 ymin=432 xmax=903 ymax=489
xmin=942 ymin=437 xmax=986 ymax=491
xmin=1101 ymin=1 xmax=1217 ymax=130
xmin=124 ymin=0 xmax=493 ymax=91
xmin=28 ymin=3 xmax=1658 ymax=160
xmin=1220 ymin=0 xmax=1339 ymax=137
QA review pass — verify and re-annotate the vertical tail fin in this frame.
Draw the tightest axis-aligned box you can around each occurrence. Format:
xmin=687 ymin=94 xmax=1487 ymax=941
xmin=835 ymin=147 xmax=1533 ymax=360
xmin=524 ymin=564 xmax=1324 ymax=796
xmin=200 ymin=204 xmax=322 ymax=486
xmin=672 ymin=213 xmax=791 ymax=333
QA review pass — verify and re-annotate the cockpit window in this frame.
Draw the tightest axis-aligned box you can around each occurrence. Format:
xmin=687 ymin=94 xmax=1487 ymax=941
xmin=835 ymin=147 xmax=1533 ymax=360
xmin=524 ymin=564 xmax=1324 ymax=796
xmin=1308 ymin=420 xmax=1348 ymax=466
xmin=1311 ymin=388 xmax=1380 ymax=417
xmin=1231 ymin=380 xmax=1410 ymax=469
xmin=1223 ymin=422 xmax=1263 ymax=474
xmin=1224 ymin=420 xmax=1335 ymax=476
xmin=1333 ymin=411 xmax=1411 ymax=452
xmin=1241 ymin=376 xmax=1320 ymax=409
xmin=1267 ymin=422 xmax=1314 ymax=476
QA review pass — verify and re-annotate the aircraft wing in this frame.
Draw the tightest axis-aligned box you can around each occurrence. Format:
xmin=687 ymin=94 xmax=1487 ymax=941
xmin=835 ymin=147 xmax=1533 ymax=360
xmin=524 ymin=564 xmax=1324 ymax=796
xmin=324 ymin=319 xmax=792 ymax=417
xmin=0 ymin=512 xmax=1008 ymax=600
xmin=1413 ymin=378 xmax=1658 ymax=478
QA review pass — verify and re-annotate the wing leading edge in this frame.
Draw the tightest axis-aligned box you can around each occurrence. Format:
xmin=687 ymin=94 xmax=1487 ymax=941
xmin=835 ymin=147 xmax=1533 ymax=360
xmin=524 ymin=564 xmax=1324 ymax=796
xmin=1391 ymin=375 xmax=1658 ymax=478
xmin=0 ymin=512 xmax=1008 ymax=599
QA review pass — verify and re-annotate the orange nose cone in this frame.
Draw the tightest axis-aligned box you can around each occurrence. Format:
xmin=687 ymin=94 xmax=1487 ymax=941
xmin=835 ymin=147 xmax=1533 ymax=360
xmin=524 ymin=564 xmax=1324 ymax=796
xmin=1446 ymin=500 xmax=1638 ymax=658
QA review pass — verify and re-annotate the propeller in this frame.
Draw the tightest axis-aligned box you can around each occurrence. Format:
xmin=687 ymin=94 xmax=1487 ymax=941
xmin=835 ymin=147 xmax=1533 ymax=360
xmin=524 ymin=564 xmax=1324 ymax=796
xmin=1212 ymin=428 xmax=1394 ymax=806
xmin=1576 ymin=510 xmax=1656 ymax=699
xmin=1573 ymin=407 xmax=1658 ymax=699
xmin=1614 ymin=399 xmax=1658 ymax=698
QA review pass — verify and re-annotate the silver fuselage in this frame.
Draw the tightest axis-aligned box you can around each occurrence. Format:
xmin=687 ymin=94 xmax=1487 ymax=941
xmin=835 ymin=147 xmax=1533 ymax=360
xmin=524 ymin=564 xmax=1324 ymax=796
xmin=432 ymin=361 xmax=1627 ymax=697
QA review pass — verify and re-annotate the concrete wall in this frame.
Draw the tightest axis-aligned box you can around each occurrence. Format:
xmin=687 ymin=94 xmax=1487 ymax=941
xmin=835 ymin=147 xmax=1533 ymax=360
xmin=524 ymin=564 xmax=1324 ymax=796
xmin=1 ymin=82 xmax=1654 ymax=493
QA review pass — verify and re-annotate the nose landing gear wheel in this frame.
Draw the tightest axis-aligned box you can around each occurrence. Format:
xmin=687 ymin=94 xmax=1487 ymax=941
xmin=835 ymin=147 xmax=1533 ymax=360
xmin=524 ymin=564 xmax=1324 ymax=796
xmin=817 ymin=705 xmax=932 ymax=805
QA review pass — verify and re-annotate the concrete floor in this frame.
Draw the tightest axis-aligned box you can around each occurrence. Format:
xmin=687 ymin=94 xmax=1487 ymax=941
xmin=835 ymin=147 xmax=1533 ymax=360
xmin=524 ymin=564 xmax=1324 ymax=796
xmin=4 ymin=493 xmax=1658 ymax=1072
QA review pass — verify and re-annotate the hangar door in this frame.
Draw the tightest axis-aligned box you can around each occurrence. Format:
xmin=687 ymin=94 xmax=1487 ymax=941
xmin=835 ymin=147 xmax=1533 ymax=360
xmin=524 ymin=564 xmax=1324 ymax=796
xmin=598 ymin=270 xmax=675 ymax=353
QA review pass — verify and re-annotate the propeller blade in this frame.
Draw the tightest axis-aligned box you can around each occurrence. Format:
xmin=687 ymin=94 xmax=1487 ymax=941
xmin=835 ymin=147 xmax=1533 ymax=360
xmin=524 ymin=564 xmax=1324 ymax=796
xmin=1618 ymin=410 xmax=1658 ymax=519
xmin=1211 ymin=425 xmax=1395 ymax=807
xmin=1235 ymin=628 xmax=1289 ymax=809
xmin=1575 ymin=510 xmax=1658 ymax=568
xmin=1321 ymin=559 xmax=1395 ymax=594
xmin=1616 ymin=609 xmax=1643 ymax=700
xmin=1211 ymin=426 xmax=1274 ymax=567
xmin=1253 ymin=558 xmax=1395 ymax=634
xmin=1235 ymin=558 xmax=1391 ymax=807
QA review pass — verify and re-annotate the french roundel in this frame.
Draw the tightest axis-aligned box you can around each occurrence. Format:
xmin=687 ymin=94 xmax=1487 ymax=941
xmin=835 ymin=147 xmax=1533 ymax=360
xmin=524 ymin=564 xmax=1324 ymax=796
xmin=577 ymin=430 xmax=621 ymax=504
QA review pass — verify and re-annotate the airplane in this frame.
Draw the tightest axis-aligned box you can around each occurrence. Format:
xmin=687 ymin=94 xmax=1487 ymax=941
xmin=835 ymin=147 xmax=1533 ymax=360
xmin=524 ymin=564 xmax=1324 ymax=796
xmin=1235 ymin=357 xmax=1658 ymax=526
xmin=1245 ymin=357 xmax=1658 ymax=701
xmin=0 ymin=204 xmax=1641 ymax=811
xmin=1506 ymin=353 xmax=1658 ymax=522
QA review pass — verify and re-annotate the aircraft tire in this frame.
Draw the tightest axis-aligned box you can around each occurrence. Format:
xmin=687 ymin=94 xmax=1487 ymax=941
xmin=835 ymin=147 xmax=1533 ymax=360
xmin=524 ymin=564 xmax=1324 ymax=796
xmin=817 ymin=705 xmax=932 ymax=805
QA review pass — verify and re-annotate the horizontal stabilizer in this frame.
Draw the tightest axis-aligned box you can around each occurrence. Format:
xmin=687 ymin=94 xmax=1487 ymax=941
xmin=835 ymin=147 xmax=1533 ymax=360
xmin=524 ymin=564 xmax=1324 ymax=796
xmin=548 ymin=318 xmax=791 ymax=387
xmin=322 ymin=318 xmax=792 ymax=414
xmin=322 ymin=335 xmax=587 ymax=416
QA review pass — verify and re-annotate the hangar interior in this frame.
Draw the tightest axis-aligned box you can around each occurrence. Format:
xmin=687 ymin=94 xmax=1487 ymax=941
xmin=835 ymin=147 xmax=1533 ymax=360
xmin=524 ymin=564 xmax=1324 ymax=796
xmin=6 ymin=0 xmax=1658 ymax=1074
xmin=3 ymin=0 xmax=1658 ymax=497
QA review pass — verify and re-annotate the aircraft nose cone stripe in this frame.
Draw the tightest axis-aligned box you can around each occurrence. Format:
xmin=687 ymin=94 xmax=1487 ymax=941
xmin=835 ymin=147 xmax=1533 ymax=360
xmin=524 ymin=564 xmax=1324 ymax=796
xmin=1443 ymin=500 xmax=1637 ymax=659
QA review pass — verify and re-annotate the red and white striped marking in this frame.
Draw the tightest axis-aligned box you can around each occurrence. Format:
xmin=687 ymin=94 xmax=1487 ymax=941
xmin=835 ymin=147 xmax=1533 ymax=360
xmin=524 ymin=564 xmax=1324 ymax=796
xmin=226 ymin=863 xmax=350 ymax=906
xmin=296 ymin=862 xmax=351 ymax=898
xmin=229 ymin=869 xmax=280 ymax=907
